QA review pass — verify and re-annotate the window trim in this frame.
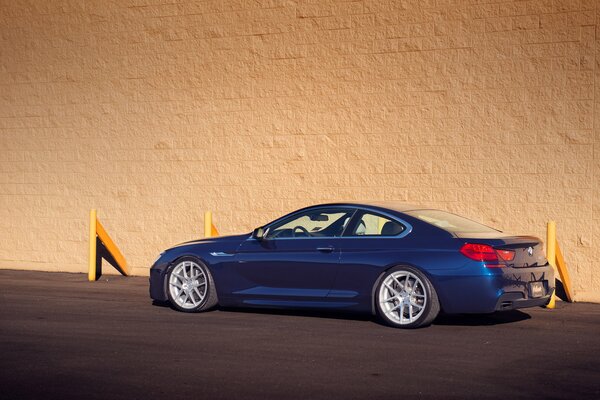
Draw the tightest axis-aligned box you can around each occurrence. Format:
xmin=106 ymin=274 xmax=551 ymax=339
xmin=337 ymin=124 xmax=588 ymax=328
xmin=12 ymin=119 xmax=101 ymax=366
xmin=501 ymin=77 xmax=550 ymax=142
xmin=342 ymin=208 xmax=413 ymax=239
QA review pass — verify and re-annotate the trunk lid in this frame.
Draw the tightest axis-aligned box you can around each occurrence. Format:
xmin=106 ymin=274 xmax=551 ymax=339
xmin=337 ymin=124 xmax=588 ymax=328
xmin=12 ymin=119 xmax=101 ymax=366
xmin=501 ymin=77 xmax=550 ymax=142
xmin=458 ymin=234 xmax=547 ymax=268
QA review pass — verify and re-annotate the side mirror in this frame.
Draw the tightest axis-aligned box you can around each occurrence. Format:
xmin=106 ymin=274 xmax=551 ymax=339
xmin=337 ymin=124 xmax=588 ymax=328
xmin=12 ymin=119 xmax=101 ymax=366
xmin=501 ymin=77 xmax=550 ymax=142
xmin=252 ymin=226 xmax=266 ymax=241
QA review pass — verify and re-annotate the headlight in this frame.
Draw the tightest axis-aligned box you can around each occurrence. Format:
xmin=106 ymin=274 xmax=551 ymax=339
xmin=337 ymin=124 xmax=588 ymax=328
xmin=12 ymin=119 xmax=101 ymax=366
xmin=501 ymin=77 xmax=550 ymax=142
xmin=152 ymin=252 xmax=165 ymax=266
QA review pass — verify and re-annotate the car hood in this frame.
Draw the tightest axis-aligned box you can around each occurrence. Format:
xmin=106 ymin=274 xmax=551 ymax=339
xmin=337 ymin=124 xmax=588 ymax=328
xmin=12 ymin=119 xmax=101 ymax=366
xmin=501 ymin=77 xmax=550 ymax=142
xmin=168 ymin=233 xmax=250 ymax=250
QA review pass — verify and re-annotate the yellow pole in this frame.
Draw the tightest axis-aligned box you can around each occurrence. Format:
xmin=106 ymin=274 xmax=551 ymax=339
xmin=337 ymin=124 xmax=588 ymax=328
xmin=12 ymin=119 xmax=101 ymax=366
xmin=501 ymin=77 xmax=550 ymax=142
xmin=88 ymin=209 xmax=97 ymax=282
xmin=545 ymin=221 xmax=556 ymax=308
xmin=204 ymin=211 xmax=212 ymax=238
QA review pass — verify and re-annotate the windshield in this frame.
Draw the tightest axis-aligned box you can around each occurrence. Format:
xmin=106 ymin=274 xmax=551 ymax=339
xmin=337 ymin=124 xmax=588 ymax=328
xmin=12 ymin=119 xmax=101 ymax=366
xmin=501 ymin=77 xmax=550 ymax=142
xmin=404 ymin=210 xmax=499 ymax=234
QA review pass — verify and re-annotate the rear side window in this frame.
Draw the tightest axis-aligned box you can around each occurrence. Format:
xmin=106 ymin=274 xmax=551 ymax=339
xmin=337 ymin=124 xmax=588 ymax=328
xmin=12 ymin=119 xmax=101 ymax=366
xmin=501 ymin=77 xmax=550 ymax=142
xmin=404 ymin=210 xmax=499 ymax=234
xmin=348 ymin=212 xmax=405 ymax=237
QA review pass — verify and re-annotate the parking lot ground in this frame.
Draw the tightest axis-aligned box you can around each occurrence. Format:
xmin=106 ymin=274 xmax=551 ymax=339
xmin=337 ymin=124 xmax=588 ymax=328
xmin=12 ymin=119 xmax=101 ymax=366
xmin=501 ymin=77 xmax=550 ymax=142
xmin=1 ymin=269 xmax=599 ymax=399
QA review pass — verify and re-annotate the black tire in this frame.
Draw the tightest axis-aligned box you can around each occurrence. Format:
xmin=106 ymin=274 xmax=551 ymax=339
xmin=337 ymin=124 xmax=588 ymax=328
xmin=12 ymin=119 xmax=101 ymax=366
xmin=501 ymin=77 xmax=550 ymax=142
xmin=166 ymin=256 xmax=218 ymax=313
xmin=375 ymin=265 xmax=440 ymax=329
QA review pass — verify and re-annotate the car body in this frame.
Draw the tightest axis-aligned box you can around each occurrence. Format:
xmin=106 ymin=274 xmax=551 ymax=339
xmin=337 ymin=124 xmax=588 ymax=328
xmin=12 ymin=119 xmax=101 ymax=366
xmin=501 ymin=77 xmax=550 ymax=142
xmin=149 ymin=202 xmax=555 ymax=328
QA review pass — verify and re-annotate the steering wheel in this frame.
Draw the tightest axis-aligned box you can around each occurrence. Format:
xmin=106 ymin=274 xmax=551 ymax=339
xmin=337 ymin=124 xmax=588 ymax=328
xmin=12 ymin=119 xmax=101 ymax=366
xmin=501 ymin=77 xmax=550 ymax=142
xmin=293 ymin=226 xmax=311 ymax=237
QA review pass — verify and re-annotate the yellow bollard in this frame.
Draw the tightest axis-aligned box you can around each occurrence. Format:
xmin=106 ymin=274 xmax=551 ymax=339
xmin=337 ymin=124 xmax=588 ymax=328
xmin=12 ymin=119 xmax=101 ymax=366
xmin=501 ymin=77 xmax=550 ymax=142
xmin=545 ymin=221 xmax=556 ymax=309
xmin=88 ymin=209 xmax=97 ymax=282
xmin=555 ymin=244 xmax=573 ymax=302
xmin=88 ymin=209 xmax=130 ymax=281
xmin=204 ymin=211 xmax=213 ymax=238
xmin=96 ymin=219 xmax=129 ymax=276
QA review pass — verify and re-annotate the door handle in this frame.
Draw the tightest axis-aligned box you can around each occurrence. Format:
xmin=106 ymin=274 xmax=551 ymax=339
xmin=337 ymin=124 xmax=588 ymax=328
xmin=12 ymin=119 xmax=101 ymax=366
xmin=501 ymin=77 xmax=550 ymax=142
xmin=317 ymin=246 xmax=335 ymax=253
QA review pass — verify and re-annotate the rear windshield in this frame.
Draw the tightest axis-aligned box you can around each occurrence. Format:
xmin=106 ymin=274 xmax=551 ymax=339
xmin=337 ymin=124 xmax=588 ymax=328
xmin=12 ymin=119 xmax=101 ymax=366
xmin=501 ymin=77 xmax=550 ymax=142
xmin=404 ymin=210 xmax=499 ymax=234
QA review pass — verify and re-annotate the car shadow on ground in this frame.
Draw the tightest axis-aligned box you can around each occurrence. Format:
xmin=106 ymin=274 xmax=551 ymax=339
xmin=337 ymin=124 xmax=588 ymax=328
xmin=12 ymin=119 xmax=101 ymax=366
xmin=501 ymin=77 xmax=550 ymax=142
xmin=153 ymin=300 xmax=532 ymax=327
xmin=433 ymin=309 xmax=531 ymax=326
xmin=217 ymin=306 xmax=376 ymax=322
xmin=219 ymin=307 xmax=533 ymax=328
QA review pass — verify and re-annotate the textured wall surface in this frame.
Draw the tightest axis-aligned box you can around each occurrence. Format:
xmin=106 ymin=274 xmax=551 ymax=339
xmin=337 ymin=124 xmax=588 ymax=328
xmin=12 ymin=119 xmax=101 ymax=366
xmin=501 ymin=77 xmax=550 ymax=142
xmin=0 ymin=0 xmax=598 ymax=301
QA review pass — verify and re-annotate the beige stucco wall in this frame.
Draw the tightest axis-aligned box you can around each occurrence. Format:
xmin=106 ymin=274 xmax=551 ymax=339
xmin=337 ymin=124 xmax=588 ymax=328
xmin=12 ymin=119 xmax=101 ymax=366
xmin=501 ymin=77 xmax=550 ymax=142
xmin=0 ymin=0 xmax=598 ymax=302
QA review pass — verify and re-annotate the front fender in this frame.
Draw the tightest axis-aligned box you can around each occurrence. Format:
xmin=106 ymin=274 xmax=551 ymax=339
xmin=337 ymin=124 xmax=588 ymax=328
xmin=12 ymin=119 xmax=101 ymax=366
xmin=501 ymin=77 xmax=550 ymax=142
xmin=149 ymin=235 xmax=248 ymax=302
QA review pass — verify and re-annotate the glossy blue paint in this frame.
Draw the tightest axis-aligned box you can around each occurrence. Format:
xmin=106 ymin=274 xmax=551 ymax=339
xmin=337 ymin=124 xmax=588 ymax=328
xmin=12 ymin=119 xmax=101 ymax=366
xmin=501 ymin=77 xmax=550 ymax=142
xmin=233 ymin=287 xmax=330 ymax=297
xmin=149 ymin=202 xmax=555 ymax=315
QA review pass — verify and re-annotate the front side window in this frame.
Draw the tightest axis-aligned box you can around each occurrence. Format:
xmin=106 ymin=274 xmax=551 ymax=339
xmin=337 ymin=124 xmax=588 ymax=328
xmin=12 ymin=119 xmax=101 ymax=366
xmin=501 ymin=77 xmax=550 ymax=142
xmin=349 ymin=212 xmax=405 ymax=237
xmin=266 ymin=208 xmax=355 ymax=239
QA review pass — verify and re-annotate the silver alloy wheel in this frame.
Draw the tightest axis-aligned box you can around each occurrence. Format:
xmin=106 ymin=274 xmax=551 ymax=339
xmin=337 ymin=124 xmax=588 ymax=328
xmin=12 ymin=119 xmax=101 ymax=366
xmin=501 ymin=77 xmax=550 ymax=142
xmin=168 ymin=260 xmax=207 ymax=310
xmin=378 ymin=270 xmax=427 ymax=325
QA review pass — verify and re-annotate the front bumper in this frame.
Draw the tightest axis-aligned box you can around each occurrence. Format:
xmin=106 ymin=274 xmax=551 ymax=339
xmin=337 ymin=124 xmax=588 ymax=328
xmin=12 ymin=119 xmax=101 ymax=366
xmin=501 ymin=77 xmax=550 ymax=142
xmin=149 ymin=265 xmax=168 ymax=302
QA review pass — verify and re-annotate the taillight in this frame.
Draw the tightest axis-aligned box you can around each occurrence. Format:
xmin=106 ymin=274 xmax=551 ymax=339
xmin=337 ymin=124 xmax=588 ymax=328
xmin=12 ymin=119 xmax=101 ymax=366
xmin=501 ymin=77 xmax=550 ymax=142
xmin=460 ymin=243 xmax=498 ymax=262
xmin=496 ymin=249 xmax=515 ymax=261
xmin=460 ymin=243 xmax=515 ymax=268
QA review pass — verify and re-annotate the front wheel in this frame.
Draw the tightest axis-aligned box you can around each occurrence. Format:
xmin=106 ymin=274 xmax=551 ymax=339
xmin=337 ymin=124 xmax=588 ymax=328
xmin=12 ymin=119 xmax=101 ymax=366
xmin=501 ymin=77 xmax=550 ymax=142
xmin=166 ymin=257 xmax=218 ymax=313
xmin=376 ymin=266 xmax=440 ymax=328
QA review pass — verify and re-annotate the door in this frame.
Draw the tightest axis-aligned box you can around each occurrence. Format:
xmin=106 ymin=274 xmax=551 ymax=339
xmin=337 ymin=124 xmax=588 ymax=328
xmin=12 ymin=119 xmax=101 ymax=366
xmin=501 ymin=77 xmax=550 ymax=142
xmin=230 ymin=207 xmax=356 ymax=304
xmin=333 ymin=210 xmax=412 ymax=304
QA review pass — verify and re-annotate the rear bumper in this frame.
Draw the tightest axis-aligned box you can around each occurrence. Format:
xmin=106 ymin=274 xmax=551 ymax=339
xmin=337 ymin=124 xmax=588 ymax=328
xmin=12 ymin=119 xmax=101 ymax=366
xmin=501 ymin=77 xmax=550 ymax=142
xmin=494 ymin=290 xmax=553 ymax=311
xmin=432 ymin=264 xmax=555 ymax=314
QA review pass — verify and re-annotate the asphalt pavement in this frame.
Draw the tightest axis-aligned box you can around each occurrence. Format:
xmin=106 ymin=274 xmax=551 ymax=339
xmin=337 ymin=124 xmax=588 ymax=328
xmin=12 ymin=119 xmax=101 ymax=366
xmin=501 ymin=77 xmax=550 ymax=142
xmin=1 ymin=270 xmax=599 ymax=399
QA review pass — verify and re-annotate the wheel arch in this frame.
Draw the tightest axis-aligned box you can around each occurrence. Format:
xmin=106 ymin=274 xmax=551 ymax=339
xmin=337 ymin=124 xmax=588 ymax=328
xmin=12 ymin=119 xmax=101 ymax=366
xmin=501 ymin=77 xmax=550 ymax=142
xmin=162 ymin=253 xmax=216 ymax=300
xmin=370 ymin=262 xmax=442 ymax=315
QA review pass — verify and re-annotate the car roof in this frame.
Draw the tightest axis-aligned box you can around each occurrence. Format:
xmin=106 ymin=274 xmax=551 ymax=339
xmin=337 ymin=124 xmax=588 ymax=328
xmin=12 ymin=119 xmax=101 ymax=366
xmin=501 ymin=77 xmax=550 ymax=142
xmin=310 ymin=201 xmax=425 ymax=213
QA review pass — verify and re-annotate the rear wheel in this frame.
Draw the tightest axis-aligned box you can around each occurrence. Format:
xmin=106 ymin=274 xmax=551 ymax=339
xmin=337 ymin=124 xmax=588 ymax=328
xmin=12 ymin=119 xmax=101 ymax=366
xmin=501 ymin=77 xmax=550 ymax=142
xmin=166 ymin=257 xmax=218 ymax=312
xmin=376 ymin=266 xmax=440 ymax=328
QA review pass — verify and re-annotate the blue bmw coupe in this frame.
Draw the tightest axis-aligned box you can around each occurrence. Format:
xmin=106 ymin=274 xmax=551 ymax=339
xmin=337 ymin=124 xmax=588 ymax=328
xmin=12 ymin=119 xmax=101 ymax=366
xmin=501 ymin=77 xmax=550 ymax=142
xmin=149 ymin=202 xmax=554 ymax=328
